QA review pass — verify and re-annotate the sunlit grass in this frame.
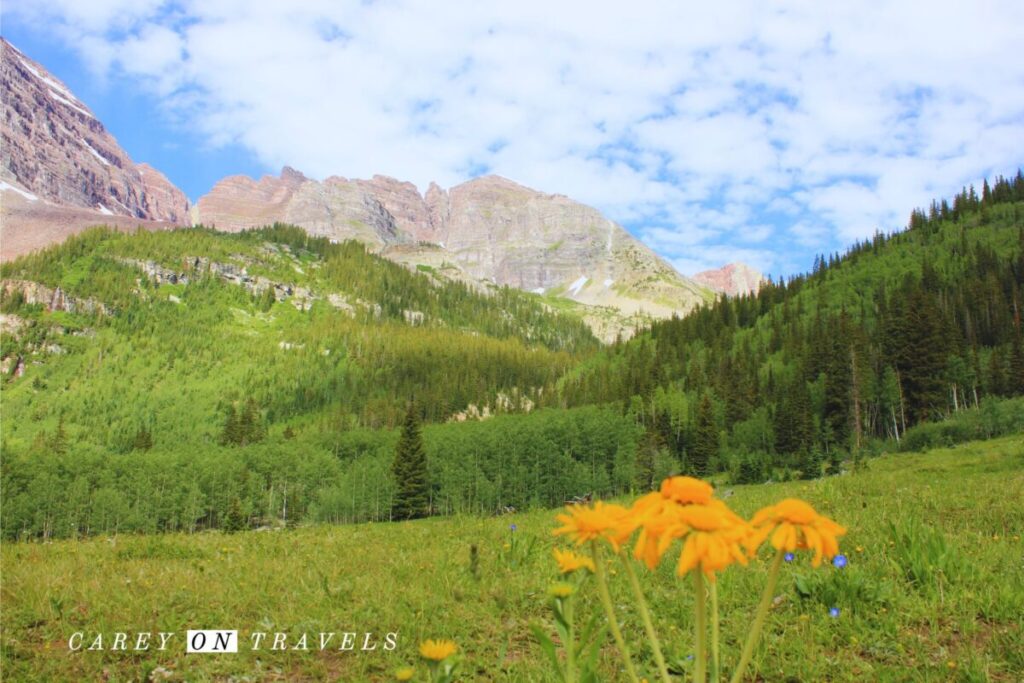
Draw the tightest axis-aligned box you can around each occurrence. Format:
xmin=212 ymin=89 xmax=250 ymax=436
xmin=2 ymin=435 xmax=1022 ymax=681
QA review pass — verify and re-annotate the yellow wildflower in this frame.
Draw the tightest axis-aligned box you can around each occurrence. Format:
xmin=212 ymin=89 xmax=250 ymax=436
xmin=630 ymin=476 xmax=749 ymax=579
xmin=553 ymin=548 xmax=595 ymax=574
xmin=553 ymin=501 xmax=634 ymax=551
xmin=748 ymin=498 xmax=846 ymax=566
xmin=418 ymin=639 xmax=457 ymax=661
xmin=672 ymin=504 xmax=750 ymax=579
xmin=395 ymin=666 xmax=415 ymax=680
xmin=659 ymin=476 xmax=714 ymax=505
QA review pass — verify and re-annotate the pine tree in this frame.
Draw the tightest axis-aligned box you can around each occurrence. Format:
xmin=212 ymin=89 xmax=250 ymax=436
xmin=690 ymin=394 xmax=718 ymax=478
xmin=223 ymin=497 xmax=246 ymax=533
xmin=391 ymin=402 xmax=430 ymax=520
xmin=49 ymin=417 xmax=68 ymax=455
xmin=1009 ymin=333 xmax=1024 ymax=395
xmin=219 ymin=405 xmax=240 ymax=446
xmin=132 ymin=425 xmax=153 ymax=451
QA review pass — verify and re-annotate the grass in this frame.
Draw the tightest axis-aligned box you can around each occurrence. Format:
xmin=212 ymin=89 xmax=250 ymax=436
xmin=1 ymin=435 xmax=1022 ymax=682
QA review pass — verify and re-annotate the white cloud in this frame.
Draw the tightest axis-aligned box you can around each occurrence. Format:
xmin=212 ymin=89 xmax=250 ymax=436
xmin=5 ymin=0 xmax=1023 ymax=274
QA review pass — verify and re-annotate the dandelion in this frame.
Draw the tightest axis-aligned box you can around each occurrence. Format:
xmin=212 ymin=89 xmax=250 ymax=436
xmin=395 ymin=666 xmax=415 ymax=681
xmin=419 ymin=639 xmax=457 ymax=662
xmin=553 ymin=548 xmax=595 ymax=574
xmin=829 ymin=607 xmax=840 ymax=618
xmin=832 ymin=554 xmax=848 ymax=569
xmin=748 ymin=498 xmax=847 ymax=566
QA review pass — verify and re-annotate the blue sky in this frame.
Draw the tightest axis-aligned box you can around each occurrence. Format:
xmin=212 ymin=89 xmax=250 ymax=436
xmin=4 ymin=1 xmax=1023 ymax=278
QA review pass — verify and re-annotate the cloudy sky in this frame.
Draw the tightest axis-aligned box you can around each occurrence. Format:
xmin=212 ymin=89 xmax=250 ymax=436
xmin=4 ymin=1 xmax=1023 ymax=277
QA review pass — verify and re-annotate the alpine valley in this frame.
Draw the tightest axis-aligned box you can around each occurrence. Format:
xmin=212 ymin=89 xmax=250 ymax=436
xmin=2 ymin=26 xmax=1024 ymax=683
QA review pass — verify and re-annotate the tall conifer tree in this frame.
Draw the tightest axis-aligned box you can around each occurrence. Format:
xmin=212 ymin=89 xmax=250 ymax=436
xmin=391 ymin=402 xmax=430 ymax=520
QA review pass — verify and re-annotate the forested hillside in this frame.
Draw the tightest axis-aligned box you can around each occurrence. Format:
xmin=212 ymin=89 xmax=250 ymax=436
xmin=558 ymin=172 xmax=1024 ymax=479
xmin=2 ymin=176 xmax=1023 ymax=539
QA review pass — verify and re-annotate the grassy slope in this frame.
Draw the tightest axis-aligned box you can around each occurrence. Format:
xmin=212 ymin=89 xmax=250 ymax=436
xmin=2 ymin=436 xmax=1021 ymax=682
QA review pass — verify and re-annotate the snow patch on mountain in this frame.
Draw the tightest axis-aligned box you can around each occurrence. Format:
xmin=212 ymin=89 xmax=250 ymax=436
xmin=569 ymin=276 xmax=589 ymax=296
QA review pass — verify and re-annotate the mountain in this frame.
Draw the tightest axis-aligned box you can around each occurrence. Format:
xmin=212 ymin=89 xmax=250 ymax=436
xmin=197 ymin=170 xmax=713 ymax=338
xmin=0 ymin=38 xmax=189 ymax=257
xmin=693 ymin=262 xmax=764 ymax=296
xmin=1 ymin=39 xmax=713 ymax=338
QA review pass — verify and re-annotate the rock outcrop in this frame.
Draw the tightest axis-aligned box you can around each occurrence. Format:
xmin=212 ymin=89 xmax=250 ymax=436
xmin=693 ymin=263 xmax=764 ymax=297
xmin=1 ymin=279 xmax=111 ymax=316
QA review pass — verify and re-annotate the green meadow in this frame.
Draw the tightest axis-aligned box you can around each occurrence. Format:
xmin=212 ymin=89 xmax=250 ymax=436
xmin=2 ymin=435 xmax=1022 ymax=682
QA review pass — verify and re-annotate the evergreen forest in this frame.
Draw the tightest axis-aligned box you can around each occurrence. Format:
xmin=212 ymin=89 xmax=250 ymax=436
xmin=2 ymin=173 xmax=1023 ymax=539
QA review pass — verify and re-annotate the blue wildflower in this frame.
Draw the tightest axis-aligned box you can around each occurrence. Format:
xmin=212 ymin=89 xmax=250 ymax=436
xmin=832 ymin=554 xmax=848 ymax=568
xmin=829 ymin=607 xmax=840 ymax=618
xmin=510 ymin=524 xmax=517 ymax=532
xmin=784 ymin=552 xmax=795 ymax=562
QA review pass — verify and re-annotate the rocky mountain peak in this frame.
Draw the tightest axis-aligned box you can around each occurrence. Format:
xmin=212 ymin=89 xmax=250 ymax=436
xmin=0 ymin=37 xmax=189 ymax=224
xmin=693 ymin=262 xmax=764 ymax=296
xmin=280 ymin=166 xmax=307 ymax=184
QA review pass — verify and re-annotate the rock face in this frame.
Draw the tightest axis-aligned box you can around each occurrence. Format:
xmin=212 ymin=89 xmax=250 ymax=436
xmin=196 ymin=171 xmax=712 ymax=322
xmin=693 ymin=263 xmax=764 ymax=297
xmin=0 ymin=38 xmax=189 ymax=222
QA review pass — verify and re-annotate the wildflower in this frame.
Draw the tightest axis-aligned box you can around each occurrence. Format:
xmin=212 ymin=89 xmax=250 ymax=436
xmin=548 ymin=582 xmax=575 ymax=598
xmin=659 ymin=476 xmax=714 ymax=505
xmin=419 ymin=639 xmax=457 ymax=661
xmin=553 ymin=548 xmax=595 ymax=574
xmin=947 ymin=661 xmax=957 ymax=669
xmin=832 ymin=554 xmax=848 ymax=569
xmin=829 ymin=607 xmax=840 ymax=618
xmin=553 ymin=501 xmax=633 ymax=551
xmin=855 ymin=546 xmax=864 ymax=553
xmin=671 ymin=504 xmax=750 ymax=579
xmin=510 ymin=524 xmax=517 ymax=532
xmin=630 ymin=476 xmax=750 ymax=579
xmin=784 ymin=552 xmax=795 ymax=562
xmin=395 ymin=666 xmax=415 ymax=681
xmin=748 ymin=498 xmax=847 ymax=566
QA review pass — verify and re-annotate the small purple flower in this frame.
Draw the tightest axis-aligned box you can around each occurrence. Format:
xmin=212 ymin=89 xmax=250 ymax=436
xmin=784 ymin=552 xmax=795 ymax=562
xmin=686 ymin=655 xmax=695 ymax=661
xmin=510 ymin=524 xmax=517 ymax=532
xmin=829 ymin=607 xmax=840 ymax=618
xmin=832 ymin=554 xmax=848 ymax=569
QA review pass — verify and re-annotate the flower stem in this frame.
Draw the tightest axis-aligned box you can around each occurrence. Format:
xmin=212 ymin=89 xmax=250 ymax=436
xmin=710 ymin=580 xmax=720 ymax=682
xmin=590 ymin=541 xmax=640 ymax=683
xmin=694 ymin=570 xmax=707 ymax=683
xmin=566 ymin=593 xmax=576 ymax=683
xmin=729 ymin=549 xmax=784 ymax=683
xmin=621 ymin=555 xmax=672 ymax=683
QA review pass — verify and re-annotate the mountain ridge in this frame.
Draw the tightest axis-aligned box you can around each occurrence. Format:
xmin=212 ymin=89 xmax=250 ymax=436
xmin=1 ymin=38 xmax=729 ymax=338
